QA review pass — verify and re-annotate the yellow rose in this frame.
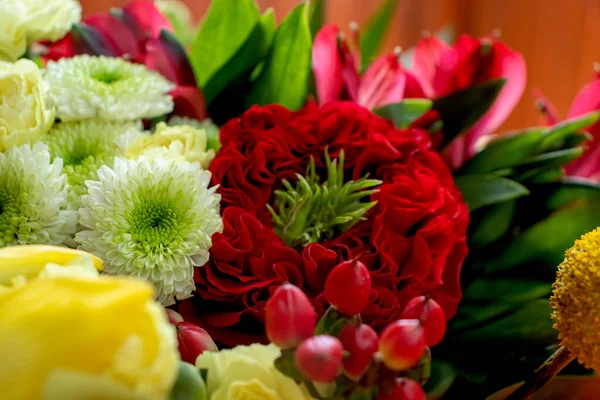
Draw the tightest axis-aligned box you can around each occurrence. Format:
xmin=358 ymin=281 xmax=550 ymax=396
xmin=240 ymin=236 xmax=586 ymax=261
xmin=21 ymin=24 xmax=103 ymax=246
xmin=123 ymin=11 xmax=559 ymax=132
xmin=0 ymin=59 xmax=55 ymax=151
xmin=124 ymin=122 xmax=216 ymax=168
xmin=0 ymin=2 xmax=27 ymax=61
xmin=196 ymin=343 xmax=314 ymax=400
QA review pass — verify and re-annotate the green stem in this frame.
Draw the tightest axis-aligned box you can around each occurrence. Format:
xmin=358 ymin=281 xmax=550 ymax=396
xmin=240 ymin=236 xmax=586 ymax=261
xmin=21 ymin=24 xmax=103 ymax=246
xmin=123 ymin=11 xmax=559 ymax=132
xmin=304 ymin=380 xmax=326 ymax=400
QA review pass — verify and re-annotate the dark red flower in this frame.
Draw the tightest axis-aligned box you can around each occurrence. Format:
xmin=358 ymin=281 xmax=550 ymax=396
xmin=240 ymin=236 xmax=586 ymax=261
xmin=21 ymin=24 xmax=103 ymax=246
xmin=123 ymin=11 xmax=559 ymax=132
xmin=182 ymin=101 xmax=468 ymax=345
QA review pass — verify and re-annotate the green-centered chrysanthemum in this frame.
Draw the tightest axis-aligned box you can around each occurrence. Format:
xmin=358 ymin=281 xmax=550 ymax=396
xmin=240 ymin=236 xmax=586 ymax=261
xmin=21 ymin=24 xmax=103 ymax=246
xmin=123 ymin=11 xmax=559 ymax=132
xmin=551 ymin=227 xmax=600 ymax=371
xmin=44 ymin=119 xmax=142 ymax=208
xmin=75 ymin=157 xmax=223 ymax=305
xmin=44 ymin=55 xmax=175 ymax=122
xmin=0 ymin=142 xmax=76 ymax=247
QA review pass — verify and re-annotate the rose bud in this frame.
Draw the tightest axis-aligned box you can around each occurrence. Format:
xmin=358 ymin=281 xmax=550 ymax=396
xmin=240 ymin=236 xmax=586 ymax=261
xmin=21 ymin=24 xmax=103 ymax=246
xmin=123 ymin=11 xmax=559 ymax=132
xmin=176 ymin=322 xmax=218 ymax=364
xmin=401 ymin=296 xmax=446 ymax=346
xmin=338 ymin=323 xmax=379 ymax=381
xmin=166 ymin=308 xmax=184 ymax=324
xmin=379 ymin=319 xmax=425 ymax=371
xmin=377 ymin=378 xmax=426 ymax=400
xmin=324 ymin=260 xmax=371 ymax=316
xmin=295 ymin=335 xmax=344 ymax=382
xmin=265 ymin=283 xmax=317 ymax=349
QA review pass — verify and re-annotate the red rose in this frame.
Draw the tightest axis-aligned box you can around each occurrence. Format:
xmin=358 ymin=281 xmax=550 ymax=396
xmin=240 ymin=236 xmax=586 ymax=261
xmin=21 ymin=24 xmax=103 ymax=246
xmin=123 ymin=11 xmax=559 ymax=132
xmin=182 ymin=101 xmax=469 ymax=345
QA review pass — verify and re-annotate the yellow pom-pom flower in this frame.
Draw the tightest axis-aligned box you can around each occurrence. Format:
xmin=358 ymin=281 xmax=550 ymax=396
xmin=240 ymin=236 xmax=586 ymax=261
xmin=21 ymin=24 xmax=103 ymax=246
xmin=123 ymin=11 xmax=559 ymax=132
xmin=551 ymin=227 xmax=600 ymax=371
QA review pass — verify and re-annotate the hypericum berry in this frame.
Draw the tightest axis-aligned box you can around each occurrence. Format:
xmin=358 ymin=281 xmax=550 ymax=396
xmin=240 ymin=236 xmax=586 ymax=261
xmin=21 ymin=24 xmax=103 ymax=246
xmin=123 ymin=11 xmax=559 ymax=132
xmin=401 ymin=296 xmax=446 ymax=346
xmin=295 ymin=335 xmax=344 ymax=382
xmin=338 ymin=323 xmax=379 ymax=381
xmin=379 ymin=319 xmax=425 ymax=371
xmin=377 ymin=378 xmax=426 ymax=400
xmin=176 ymin=322 xmax=218 ymax=364
xmin=265 ymin=283 xmax=317 ymax=349
xmin=166 ymin=309 xmax=184 ymax=324
xmin=324 ymin=260 xmax=371 ymax=316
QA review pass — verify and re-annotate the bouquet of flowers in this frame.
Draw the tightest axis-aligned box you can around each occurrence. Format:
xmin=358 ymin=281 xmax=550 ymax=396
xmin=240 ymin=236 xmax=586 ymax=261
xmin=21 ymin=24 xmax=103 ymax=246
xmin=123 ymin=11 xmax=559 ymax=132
xmin=2 ymin=0 xmax=600 ymax=399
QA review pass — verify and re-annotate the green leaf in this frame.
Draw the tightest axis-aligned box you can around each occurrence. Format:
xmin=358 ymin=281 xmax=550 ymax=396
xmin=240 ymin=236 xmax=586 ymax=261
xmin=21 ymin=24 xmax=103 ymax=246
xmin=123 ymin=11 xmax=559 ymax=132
xmin=535 ymin=111 xmax=600 ymax=152
xmin=202 ymin=9 xmax=276 ymax=104
xmin=373 ymin=99 xmax=433 ymax=128
xmin=308 ymin=0 xmax=325 ymax=38
xmin=484 ymin=202 xmax=600 ymax=274
xmin=469 ymin=200 xmax=516 ymax=248
xmin=274 ymin=351 xmax=305 ymax=381
xmin=433 ymin=79 xmax=506 ymax=149
xmin=546 ymin=179 xmax=600 ymax=210
xmin=454 ymin=175 xmax=529 ymax=211
xmin=404 ymin=348 xmax=432 ymax=386
xmin=169 ymin=362 xmax=207 ymax=400
xmin=246 ymin=3 xmax=312 ymax=110
xmin=464 ymin=279 xmax=552 ymax=304
xmin=423 ymin=360 xmax=458 ymax=400
xmin=360 ymin=0 xmax=397 ymax=71
xmin=460 ymin=300 xmax=555 ymax=342
xmin=451 ymin=302 xmax=515 ymax=331
xmin=190 ymin=0 xmax=260 ymax=86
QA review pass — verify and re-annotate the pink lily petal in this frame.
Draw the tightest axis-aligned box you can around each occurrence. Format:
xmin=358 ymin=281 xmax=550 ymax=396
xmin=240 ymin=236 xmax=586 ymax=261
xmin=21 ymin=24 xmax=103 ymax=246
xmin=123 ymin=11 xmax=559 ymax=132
xmin=84 ymin=14 xmax=141 ymax=59
xmin=312 ymin=25 xmax=344 ymax=105
xmin=358 ymin=54 xmax=406 ymax=109
xmin=532 ymin=88 xmax=561 ymax=125
xmin=403 ymin=70 xmax=427 ymax=99
xmin=412 ymin=34 xmax=458 ymax=97
xmin=451 ymin=34 xmax=484 ymax=91
xmin=121 ymin=0 xmax=173 ymax=41
xmin=145 ymin=31 xmax=196 ymax=86
xmin=171 ymin=86 xmax=208 ymax=121
xmin=42 ymin=35 xmax=75 ymax=62
xmin=340 ymin=38 xmax=361 ymax=102
xmin=567 ymin=78 xmax=600 ymax=119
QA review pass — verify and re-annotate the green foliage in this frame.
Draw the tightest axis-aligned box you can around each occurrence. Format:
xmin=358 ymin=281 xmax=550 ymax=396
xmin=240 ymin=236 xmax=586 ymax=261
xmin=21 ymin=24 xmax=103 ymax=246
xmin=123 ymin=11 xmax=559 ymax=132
xmin=268 ymin=150 xmax=381 ymax=248
xmin=360 ymin=0 xmax=398 ymax=71
xmin=308 ymin=0 xmax=325 ymax=38
xmin=169 ymin=362 xmax=207 ymax=400
xmin=373 ymin=99 xmax=433 ymax=128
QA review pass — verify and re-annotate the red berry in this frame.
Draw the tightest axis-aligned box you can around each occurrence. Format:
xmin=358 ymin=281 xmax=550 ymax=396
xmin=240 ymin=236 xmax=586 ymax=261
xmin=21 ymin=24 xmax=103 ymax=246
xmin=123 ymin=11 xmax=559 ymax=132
xmin=176 ymin=322 xmax=218 ymax=364
xmin=379 ymin=319 xmax=425 ymax=371
xmin=295 ymin=335 xmax=344 ymax=382
xmin=338 ymin=323 xmax=379 ymax=381
xmin=402 ymin=296 xmax=446 ymax=346
xmin=324 ymin=260 xmax=371 ymax=316
xmin=265 ymin=284 xmax=316 ymax=349
xmin=377 ymin=378 xmax=426 ymax=400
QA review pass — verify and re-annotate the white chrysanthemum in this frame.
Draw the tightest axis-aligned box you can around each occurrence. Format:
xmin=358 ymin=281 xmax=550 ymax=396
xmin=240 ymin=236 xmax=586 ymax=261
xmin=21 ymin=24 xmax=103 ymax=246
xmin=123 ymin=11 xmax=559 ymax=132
xmin=75 ymin=157 xmax=223 ymax=305
xmin=0 ymin=142 xmax=76 ymax=247
xmin=44 ymin=119 xmax=142 ymax=209
xmin=44 ymin=55 xmax=175 ymax=122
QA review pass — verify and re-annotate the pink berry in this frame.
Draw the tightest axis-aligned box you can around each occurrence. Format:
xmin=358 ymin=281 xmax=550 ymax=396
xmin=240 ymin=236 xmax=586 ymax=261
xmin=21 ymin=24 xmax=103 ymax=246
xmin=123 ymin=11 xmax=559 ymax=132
xmin=377 ymin=378 xmax=426 ymax=400
xmin=295 ymin=335 xmax=344 ymax=382
xmin=176 ymin=322 xmax=218 ymax=364
xmin=379 ymin=319 xmax=425 ymax=371
xmin=324 ymin=260 xmax=371 ymax=316
xmin=265 ymin=284 xmax=316 ymax=349
xmin=338 ymin=323 xmax=379 ymax=381
xmin=402 ymin=296 xmax=446 ymax=346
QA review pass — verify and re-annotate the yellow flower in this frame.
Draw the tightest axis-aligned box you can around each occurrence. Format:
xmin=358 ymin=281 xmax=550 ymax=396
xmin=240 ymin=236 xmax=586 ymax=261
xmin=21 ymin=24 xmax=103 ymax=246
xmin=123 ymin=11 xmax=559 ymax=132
xmin=0 ymin=59 xmax=55 ymax=151
xmin=0 ymin=2 xmax=27 ymax=61
xmin=551 ymin=227 xmax=600 ymax=371
xmin=123 ymin=122 xmax=216 ymax=168
xmin=0 ymin=273 xmax=179 ymax=399
xmin=196 ymin=343 xmax=314 ymax=400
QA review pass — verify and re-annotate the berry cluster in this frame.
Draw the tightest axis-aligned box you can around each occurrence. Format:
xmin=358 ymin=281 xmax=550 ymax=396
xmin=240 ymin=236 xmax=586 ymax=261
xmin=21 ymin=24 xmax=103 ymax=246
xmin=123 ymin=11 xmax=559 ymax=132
xmin=265 ymin=259 xmax=447 ymax=400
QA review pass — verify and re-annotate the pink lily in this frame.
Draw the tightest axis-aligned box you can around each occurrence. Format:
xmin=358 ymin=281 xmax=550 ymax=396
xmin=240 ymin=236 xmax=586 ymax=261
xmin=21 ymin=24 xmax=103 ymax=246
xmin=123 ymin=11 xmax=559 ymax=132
xmin=412 ymin=34 xmax=527 ymax=169
xmin=312 ymin=24 xmax=425 ymax=109
xmin=534 ymin=68 xmax=600 ymax=180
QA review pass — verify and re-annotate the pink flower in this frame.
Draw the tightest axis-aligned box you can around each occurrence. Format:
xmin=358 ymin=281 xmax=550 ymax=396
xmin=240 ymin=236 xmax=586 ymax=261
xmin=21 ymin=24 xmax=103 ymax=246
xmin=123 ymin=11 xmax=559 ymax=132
xmin=312 ymin=24 xmax=425 ymax=109
xmin=412 ymin=34 xmax=527 ymax=169
xmin=534 ymin=69 xmax=600 ymax=180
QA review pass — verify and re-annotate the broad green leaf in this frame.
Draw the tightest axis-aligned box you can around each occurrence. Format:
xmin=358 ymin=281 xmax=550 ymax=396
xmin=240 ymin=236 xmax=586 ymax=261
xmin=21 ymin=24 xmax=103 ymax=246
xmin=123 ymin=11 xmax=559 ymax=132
xmin=513 ymin=147 xmax=584 ymax=181
xmin=535 ymin=111 xmax=600 ymax=152
xmin=433 ymin=79 xmax=506 ymax=149
xmin=274 ymin=351 xmax=305 ymax=381
xmin=373 ymin=99 xmax=433 ymax=128
xmin=246 ymin=3 xmax=312 ymax=110
xmin=484 ymin=202 xmax=600 ymax=274
xmin=469 ymin=200 xmax=516 ymax=248
xmin=454 ymin=175 xmax=529 ymax=211
xmin=451 ymin=302 xmax=514 ymax=331
xmin=463 ymin=279 xmax=552 ymax=304
xmin=360 ymin=0 xmax=397 ymax=71
xmin=487 ymin=376 xmax=600 ymax=400
xmin=423 ymin=360 xmax=458 ymax=400
xmin=546 ymin=179 xmax=600 ymax=210
xmin=169 ymin=362 xmax=207 ymax=400
xmin=202 ymin=10 xmax=276 ymax=104
xmin=190 ymin=0 xmax=260 ymax=86
xmin=460 ymin=300 xmax=555 ymax=342
xmin=308 ymin=0 xmax=325 ymax=38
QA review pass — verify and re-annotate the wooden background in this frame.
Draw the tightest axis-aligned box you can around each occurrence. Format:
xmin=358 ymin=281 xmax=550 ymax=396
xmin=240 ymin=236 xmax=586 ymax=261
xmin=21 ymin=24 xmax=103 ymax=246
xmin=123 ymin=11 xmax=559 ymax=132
xmin=80 ymin=0 xmax=600 ymax=132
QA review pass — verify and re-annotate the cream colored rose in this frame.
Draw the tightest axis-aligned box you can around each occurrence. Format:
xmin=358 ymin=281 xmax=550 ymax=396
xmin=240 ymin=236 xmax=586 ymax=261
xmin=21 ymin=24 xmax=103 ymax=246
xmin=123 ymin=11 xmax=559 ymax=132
xmin=0 ymin=59 xmax=55 ymax=151
xmin=196 ymin=343 xmax=314 ymax=400
xmin=0 ymin=2 xmax=27 ymax=61
xmin=122 ymin=122 xmax=216 ymax=168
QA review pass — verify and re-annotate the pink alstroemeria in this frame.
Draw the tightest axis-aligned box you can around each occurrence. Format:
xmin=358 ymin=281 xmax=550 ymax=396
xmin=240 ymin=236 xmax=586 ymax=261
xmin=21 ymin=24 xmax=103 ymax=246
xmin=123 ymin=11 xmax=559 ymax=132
xmin=534 ymin=69 xmax=600 ymax=180
xmin=312 ymin=24 xmax=425 ymax=109
xmin=43 ymin=0 xmax=207 ymax=121
xmin=412 ymin=34 xmax=527 ymax=169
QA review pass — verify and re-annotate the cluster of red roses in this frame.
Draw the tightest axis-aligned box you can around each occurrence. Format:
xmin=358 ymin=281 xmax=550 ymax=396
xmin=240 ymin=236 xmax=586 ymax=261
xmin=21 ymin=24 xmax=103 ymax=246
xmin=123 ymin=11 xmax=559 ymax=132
xmin=180 ymin=101 xmax=469 ymax=346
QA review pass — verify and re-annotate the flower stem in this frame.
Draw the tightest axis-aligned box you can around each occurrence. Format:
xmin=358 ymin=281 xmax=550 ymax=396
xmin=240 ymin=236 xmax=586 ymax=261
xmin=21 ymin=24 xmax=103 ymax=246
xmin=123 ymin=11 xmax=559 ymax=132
xmin=505 ymin=346 xmax=575 ymax=400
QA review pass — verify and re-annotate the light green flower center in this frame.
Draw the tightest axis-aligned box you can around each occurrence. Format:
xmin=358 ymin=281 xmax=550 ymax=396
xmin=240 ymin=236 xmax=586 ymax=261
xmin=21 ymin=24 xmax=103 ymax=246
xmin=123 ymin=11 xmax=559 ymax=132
xmin=131 ymin=200 xmax=180 ymax=248
xmin=90 ymin=70 xmax=124 ymax=85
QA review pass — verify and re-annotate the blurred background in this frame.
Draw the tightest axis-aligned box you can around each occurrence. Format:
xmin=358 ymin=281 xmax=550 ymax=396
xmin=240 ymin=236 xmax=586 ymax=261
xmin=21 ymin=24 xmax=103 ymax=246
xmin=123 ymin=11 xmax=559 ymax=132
xmin=80 ymin=0 xmax=600 ymax=131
